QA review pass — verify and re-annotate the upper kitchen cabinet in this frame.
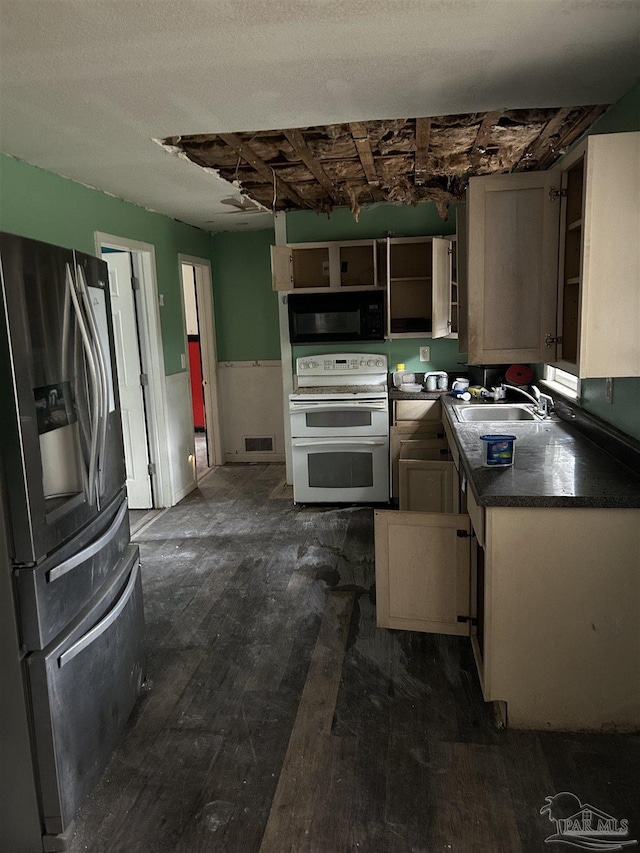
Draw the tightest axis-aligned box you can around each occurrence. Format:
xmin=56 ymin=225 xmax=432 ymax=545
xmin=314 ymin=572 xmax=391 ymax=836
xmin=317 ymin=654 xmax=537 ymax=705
xmin=466 ymin=132 xmax=640 ymax=377
xmin=379 ymin=236 xmax=454 ymax=339
xmin=467 ymin=171 xmax=559 ymax=366
xmin=554 ymin=132 xmax=639 ymax=378
xmin=271 ymin=240 xmax=377 ymax=291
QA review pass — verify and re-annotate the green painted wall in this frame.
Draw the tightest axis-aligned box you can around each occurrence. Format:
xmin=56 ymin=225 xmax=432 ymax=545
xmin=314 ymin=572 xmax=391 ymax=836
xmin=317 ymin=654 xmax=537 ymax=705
xmin=0 ymin=153 xmax=212 ymax=375
xmin=286 ymin=201 xmax=456 ymax=242
xmin=210 ymin=230 xmax=280 ymax=361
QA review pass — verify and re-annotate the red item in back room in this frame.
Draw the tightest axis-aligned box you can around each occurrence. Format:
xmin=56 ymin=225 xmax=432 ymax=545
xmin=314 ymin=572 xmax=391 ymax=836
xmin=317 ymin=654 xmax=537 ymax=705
xmin=188 ymin=336 xmax=205 ymax=428
xmin=505 ymin=364 xmax=533 ymax=387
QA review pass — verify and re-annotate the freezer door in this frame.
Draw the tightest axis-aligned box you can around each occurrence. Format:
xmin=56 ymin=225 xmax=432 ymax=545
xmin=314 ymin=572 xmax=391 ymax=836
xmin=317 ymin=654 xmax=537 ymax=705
xmin=14 ymin=490 xmax=129 ymax=650
xmin=0 ymin=234 xmax=125 ymax=563
xmin=27 ymin=544 xmax=145 ymax=838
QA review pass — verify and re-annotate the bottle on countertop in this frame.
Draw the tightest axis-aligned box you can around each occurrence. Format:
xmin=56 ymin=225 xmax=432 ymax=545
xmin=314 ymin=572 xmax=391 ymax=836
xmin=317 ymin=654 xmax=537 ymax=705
xmin=393 ymin=363 xmax=414 ymax=388
xmin=451 ymin=388 xmax=472 ymax=401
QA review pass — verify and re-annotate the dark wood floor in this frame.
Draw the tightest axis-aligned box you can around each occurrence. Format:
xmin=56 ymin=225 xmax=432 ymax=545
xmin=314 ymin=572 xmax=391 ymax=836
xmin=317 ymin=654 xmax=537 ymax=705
xmin=71 ymin=464 xmax=640 ymax=853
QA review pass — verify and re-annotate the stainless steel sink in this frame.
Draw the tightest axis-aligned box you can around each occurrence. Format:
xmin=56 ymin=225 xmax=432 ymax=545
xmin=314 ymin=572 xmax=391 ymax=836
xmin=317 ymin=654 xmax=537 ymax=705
xmin=454 ymin=404 xmax=539 ymax=422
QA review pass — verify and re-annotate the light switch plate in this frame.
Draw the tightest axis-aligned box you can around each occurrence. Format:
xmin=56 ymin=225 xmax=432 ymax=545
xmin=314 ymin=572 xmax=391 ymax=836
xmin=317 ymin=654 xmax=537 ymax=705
xmin=180 ymin=353 xmax=187 ymax=369
xmin=419 ymin=346 xmax=430 ymax=361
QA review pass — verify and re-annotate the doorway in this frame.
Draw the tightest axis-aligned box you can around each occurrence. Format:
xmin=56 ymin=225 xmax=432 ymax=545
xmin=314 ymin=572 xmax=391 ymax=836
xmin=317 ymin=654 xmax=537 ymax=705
xmin=179 ymin=256 xmax=222 ymax=481
xmin=96 ymin=233 xmax=171 ymax=509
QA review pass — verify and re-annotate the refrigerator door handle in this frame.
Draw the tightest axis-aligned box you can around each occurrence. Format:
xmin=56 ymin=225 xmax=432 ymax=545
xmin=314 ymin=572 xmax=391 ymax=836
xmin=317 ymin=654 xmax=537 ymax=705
xmin=58 ymin=556 xmax=139 ymax=668
xmin=66 ymin=264 xmax=99 ymax=506
xmin=77 ymin=264 xmax=110 ymax=505
xmin=47 ymin=499 xmax=128 ymax=583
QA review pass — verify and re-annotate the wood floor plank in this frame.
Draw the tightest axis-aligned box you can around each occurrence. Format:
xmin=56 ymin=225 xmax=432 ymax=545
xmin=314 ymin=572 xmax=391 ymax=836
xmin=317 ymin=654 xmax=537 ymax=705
xmin=258 ymin=591 xmax=354 ymax=853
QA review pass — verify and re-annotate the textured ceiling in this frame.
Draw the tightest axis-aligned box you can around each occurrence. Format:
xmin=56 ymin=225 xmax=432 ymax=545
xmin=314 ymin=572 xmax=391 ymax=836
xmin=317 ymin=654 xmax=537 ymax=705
xmin=0 ymin=1 xmax=638 ymax=232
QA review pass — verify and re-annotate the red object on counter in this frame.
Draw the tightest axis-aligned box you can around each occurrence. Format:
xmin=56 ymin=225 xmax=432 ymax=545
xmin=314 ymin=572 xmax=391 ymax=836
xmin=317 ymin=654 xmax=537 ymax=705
xmin=505 ymin=364 xmax=533 ymax=386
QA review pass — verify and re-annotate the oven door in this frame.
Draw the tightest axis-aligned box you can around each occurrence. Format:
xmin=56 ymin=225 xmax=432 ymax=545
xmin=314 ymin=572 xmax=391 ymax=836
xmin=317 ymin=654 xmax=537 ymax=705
xmin=290 ymin=398 xmax=389 ymax=437
xmin=291 ymin=436 xmax=389 ymax=503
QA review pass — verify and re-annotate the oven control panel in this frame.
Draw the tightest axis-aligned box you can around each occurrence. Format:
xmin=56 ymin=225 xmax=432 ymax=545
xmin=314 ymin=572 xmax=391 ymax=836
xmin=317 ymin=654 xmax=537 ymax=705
xmin=296 ymin=353 xmax=387 ymax=377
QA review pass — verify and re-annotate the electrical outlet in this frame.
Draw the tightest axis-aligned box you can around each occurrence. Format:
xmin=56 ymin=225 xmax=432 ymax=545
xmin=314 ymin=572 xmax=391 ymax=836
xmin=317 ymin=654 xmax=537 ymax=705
xmin=419 ymin=346 xmax=430 ymax=362
xmin=605 ymin=377 xmax=613 ymax=403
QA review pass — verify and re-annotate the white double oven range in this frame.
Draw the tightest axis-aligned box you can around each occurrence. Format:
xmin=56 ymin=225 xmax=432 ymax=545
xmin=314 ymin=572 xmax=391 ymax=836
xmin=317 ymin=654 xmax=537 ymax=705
xmin=289 ymin=353 xmax=389 ymax=504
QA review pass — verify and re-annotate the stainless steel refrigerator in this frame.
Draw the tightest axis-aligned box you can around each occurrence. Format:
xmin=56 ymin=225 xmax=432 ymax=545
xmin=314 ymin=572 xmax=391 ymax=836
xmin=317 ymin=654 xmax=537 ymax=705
xmin=0 ymin=233 xmax=145 ymax=851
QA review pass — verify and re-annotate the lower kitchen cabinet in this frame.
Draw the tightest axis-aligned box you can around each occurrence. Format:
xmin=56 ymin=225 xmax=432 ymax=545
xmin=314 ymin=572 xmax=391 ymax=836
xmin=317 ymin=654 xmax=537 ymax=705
xmin=377 ymin=403 xmax=640 ymax=731
xmin=479 ymin=505 xmax=639 ymax=731
xmin=398 ymin=459 xmax=458 ymax=513
xmin=374 ymin=510 xmax=471 ymax=635
xmin=390 ymin=397 xmax=448 ymax=499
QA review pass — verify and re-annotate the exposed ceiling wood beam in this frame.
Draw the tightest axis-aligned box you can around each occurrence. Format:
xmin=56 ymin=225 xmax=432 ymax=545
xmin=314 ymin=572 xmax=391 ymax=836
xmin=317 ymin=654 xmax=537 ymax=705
xmin=217 ymin=133 xmax=312 ymax=209
xmin=470 ymin=110 xmax=503 ymax=168
xmin=414 ymin=118 xmax=432 ymax=185
xmin=513 ymin=106 xmax=573 ymax=171
xmin=349 ymin=122 xmax=385 ymax=201
xmin=282 ymin=129 xmax=341 ymax=203
xmin=536 ymin=104 xmax=608 ymax=169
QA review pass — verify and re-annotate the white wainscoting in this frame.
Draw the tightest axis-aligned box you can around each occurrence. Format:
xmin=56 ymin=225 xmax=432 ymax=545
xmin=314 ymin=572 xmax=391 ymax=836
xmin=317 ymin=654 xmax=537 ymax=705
xmin=165 ymin=372 xmax=197 ymax=504
xmin=219 ymin=361 xmax=285 ymax=463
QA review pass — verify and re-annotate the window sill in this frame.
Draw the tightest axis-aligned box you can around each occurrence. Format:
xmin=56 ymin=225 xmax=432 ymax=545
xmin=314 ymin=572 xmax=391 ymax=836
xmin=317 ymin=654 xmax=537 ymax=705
xmin=540 ymin=378 xmax=579 ymax=403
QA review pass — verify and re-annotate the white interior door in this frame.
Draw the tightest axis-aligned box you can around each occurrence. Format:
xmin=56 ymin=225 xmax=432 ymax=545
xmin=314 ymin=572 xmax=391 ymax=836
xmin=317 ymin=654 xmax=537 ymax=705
xmin=102 ymin=249 xmax=152 ymax=508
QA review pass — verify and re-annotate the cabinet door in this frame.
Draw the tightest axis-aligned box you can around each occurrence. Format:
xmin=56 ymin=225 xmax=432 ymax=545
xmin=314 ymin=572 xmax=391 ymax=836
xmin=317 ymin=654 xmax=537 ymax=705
xmin=399 ymin=459 xmax=458 ymax=513
xmin=467 ymin=171 xmax=560 ymax=364
xmin=456 ymin=205 xmax=468 ymax=352
xmin=431 ymin=237 xmax=453 ymax=338
xmin=271 ymin=245 xmax=294 ymax=291
xmin=570 ymin=132 xmax=639 ymax=378
xmin=374 ymin=510 xmax=471 ymax=635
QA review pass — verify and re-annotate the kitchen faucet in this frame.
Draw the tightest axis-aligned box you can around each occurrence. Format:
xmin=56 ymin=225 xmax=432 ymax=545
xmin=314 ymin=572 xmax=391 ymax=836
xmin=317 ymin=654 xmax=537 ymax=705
xmin=500 ymin=384 xmax=554 ymax=418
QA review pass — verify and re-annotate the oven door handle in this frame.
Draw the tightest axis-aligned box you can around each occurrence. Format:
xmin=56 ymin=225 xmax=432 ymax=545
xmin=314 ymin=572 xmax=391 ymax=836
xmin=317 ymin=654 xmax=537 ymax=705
xmin=293 ymin=438 xmax=388 ymax=447
xmin=290 ymin=403 xmax=387 ymax=414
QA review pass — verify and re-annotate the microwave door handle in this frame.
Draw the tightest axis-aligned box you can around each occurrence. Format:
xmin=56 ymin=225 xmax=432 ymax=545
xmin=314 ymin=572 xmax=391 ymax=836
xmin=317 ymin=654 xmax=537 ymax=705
xmin=77 ymin=264 xmax=109 ymax=505
xmin=293 ymin=439 xmax=387 ymax=447
xmin=66 ymin=264 xmax=99 ymax=506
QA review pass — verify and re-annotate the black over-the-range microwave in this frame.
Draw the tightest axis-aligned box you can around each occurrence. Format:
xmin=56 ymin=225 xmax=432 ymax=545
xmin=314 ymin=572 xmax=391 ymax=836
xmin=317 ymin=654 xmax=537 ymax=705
xmin=287 ymin=290 xmax=385 ymax=344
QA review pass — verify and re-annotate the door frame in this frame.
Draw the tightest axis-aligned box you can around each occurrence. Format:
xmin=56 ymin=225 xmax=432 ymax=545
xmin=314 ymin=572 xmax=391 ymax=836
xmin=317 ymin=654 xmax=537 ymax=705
xmin=95 ymin=232 xmax=172 ymax=507
xmin=178 ymin=254 xmax=223 ymax=468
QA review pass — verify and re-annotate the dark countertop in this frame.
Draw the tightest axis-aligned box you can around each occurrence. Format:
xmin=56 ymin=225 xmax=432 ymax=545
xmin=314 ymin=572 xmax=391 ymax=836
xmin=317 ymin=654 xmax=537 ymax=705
xmin=389 ymin=388 xmax=446 ymax=401
xmin=440 ymin=396 xmax=640 ymax=509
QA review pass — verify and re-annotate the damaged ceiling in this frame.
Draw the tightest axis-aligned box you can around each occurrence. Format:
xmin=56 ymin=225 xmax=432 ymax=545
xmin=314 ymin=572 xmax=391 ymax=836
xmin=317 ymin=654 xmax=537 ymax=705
xmin=163 ymin=105 xmax=607 ymax=221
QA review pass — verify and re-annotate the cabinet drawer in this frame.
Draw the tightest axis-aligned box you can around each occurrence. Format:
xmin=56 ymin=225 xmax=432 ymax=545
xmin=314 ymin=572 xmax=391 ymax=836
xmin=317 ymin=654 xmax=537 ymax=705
xmin=467 ymin=488 xmax=485 ymax=548
xmin=394 ymin=399 xmax=442 ymax=423
xmin=390 ymin=428 xmax=448 ymax=498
